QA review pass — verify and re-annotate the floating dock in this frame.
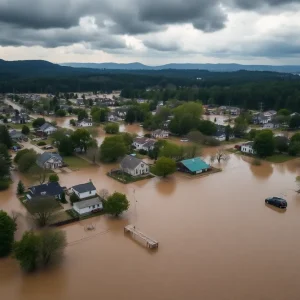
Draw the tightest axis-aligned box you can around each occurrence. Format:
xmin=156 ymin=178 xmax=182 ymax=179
xmin=124 ymin=225 xmax=159 ymax=249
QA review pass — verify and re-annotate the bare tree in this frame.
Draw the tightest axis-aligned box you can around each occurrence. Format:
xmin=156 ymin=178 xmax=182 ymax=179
xmin=29 ymin=165 xmax=47 ymax=184
xmin=211 ymin=148 xmax=229 ymax=163
xmin=26 ymin=196 xmax=59 ymax=227
xmin=99 ymin=189 xmax=109 ymax=200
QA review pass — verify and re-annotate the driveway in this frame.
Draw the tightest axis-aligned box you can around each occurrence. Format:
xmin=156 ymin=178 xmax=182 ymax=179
xmin=21 ymin=141 xmax=44 ymax=154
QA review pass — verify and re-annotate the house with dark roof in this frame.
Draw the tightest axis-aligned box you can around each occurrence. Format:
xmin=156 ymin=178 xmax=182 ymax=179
xmin=120 ymin=155 xmax=149 ymax=177
xmin=36 ymin=152 xmax=63 ymax=169
xmin=177 ymin=157 xmax=211 ymax=175
xmin=73 ymin=197 xmax=103 ymax=215
xmin=9 ymin=129 xmax=26 ymax=142
xmin=71 ymin=181 xmax=96 ymax=200
xmin=27 ymin=182 xmax=64 ymax=200
xmin=11 ymin=113 xmax=29 ymax=124
xmin=38 ymin=122 xmax=57 ymax=135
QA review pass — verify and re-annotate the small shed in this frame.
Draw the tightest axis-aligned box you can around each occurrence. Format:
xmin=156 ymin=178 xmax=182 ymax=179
xmin=177 ymin=157 xmax=210 ymax=175
xmin=73 ymin=197 xmax=103 ymax=215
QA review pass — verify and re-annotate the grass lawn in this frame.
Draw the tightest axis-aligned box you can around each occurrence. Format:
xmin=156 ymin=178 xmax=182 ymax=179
xmin=227 ymin=148 xmax=295 ymax=163
xmin=264 ymin=154 xmax=296 ymax=163
xmin=108 ymin=170 xmax=154 ymax=184
xmin=63 ymin=155 xmax=92 ymax=170
xmin=9 ymin=122 xmax=33 ymax=130
xmin=31 ymin=137 xmax=53 ymax=146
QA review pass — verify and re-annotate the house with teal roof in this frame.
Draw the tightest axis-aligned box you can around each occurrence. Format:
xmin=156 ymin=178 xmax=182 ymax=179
xmin=177 ymin=157 xmax=210 ymax=175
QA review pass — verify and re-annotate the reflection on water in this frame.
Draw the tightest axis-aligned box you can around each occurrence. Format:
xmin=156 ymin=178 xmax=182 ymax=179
xmin=3 ymin=102 xmax=300 ymax=299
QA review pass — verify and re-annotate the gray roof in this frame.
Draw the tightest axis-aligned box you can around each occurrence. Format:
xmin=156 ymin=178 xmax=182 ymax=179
xmin=243 ymin=141 xmax=254 ymax=147
xmin=143 ymin=139 xmax=156 ymax=148
xmin=72 ymin=182 xmax=96 ymax=193
xmin=120 ymin=155 xmax=147 ymax=170
xmin=133 ymin=137 xmax=148 ymax=145
xmin=9 ymin=130 xmax=24 ymax=139
xmin=36 ymin=152 xmax=63 ymax=166
xmin=39 ymin=122 xmax=55 ymax=131
xmin=73 ymin=197 xmax=102 ymax=209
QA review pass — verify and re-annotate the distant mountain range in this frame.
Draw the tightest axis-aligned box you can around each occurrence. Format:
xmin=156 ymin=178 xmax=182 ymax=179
xmin=61 ymin=62 xmax=300 ymax=73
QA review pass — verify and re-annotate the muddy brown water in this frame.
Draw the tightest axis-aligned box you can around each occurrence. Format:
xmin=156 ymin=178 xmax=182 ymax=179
xmin=1 ymin=150 xmax=300 ymax=300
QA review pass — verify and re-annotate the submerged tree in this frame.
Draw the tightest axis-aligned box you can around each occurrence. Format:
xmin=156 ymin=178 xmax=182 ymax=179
xmin=211 ymin=148 xmax=229 ymax=163
xmin=104 ymin=192 xmax=129 ymax=217
xmin=0 ymin=210 xmax=17 ymax=257
xmin=17 ymin=180 xmax=25 ymax=195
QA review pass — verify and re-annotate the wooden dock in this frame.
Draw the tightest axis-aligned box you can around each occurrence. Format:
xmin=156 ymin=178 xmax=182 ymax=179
xmin=124 ymin=225 xmax=159 ymax=249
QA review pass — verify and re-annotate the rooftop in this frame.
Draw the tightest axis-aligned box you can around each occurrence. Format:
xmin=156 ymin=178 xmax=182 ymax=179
xmin=36 ymin=152 xmax=63 ymax=166
xmin=72 ymin=182 xmax=96 ymax=194
xmin=73 ymin=197 xmax=102 ymax=209
xmin=28 ymin=182 xmax=63 ymax=198
xmin=180 ymin=157 xmax=210 ymax=172
xmin=39 ymin=122 xmax=55 ymax=131
xmin=120 ymin=155 xmax=147 ymax=170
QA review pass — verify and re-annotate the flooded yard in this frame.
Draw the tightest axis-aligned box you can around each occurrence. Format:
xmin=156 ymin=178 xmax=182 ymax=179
xmin=1 ymin=148 xmax=300 ymax=300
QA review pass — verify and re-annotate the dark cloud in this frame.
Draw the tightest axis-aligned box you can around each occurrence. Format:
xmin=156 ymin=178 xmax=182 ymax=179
xmin=231 ymin=0 xmax=300 ymax=9
xmin=143 ymin=40 xmax=180 ymax=52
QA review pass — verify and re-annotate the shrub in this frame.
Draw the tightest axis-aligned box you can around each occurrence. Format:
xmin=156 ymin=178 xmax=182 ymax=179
xmin=138 ymin=149 xmax=148 ymax=155
xmin=37 ymin=141 xmax=46 ymax=146
xmin=70 ymin=193 xmax=80 ymax=205
xmin=49 ymin=174 xmax=59 ymax=182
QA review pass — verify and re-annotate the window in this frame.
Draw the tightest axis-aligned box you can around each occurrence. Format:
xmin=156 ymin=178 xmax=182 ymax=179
xmin=93 ymin=205 xmax=95 ymax=208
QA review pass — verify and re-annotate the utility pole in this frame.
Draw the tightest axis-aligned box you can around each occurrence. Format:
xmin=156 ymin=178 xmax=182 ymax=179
xmin=259 ymin=102 xmax=264 ymax=113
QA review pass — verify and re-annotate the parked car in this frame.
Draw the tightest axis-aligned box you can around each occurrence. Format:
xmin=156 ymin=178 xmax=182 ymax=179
xmin=265 ymin=197 xmax=287 ymax=209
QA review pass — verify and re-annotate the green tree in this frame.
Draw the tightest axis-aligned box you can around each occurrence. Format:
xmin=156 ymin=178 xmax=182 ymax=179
xmin=32 ymin=118 xmax=46 ymax=128
xmin=253 ymin=130 xmax=275 ymax=157
xmin=104 ymin=192 xmax=129 ymax=217
xmin=290 ymin=133 xmax=300 ymax=143
xmin=58 ymin=136 xmax=74 ymax=156
xmin=26 ymin=196 xmax=58 ymax=227
xmin=248 ymin=129 xmax=257 ymax=140
xmin=17 ymin=180 xmax=25 ymax=195
xmin=55 ymin=109 xmax=66 ymax=117
xmin=289 ymin=115 xmax=300 ymax=129
xmin=70 ymin=193 xmax=80 ymax=205
xmin=153 ymin=157 xmax=177 ymax=177
xmin=13 ymin=231 xmax=40 ymax=272
xmin=0 ymin=125 xmax=12 ymax=148
xmin=18 ymin=151 xmax=37 ymax=173
xmin=233 ymin=116 xmax=248 ymax=137
xmin=14 ymin=149 xmax=30 ymax=163
xmin=288 ymin=142 xmax=300 ymax=156
xmin=104 ymin=123 xmax=119 ymax=134
xmin=71 ymin=129 xmax=92 ymax=152
xmin=77 ymin=109 xmax=88 ymax=121
xmin=274 ymin=136 xmax=289 ymax=153
xmin=0 ymin=210 xmax=17 ymax=257
xmin=91 ymin=108 xmax=108 ymax=123
xmin=225 ymin=125 xmax=232 ymax=141
xmin=198 ymin=120 xmax=217 ymax=136
xmin=100 ymin=136 xmax=127 ymax=162
xmin=39 ymin=230 xmax=66 ymax=266
xmin=277 ymin=109 xmax=290 ymax=116
xmin=21 ymin=125 xmax=30 ymax=135
xmin=159 ymin=141 xmax=183 ymax=160
xmin=49 ymin=174 xmax=59 ymax=182
xmin=70 ymin=119 xmax=76 ymax=126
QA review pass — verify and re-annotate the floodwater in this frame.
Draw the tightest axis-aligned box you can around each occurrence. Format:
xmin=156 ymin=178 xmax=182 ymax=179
xmin=2 ymin=147 xmax=300 ymax=300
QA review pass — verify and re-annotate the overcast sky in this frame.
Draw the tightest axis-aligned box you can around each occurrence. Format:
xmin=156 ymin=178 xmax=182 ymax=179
xmin=0 ymin=0 xmax=300 ymax=65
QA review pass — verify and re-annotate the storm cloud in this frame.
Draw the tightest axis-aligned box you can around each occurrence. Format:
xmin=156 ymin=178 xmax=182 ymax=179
xmin=0 ymin=0 xmax=300 ymax=62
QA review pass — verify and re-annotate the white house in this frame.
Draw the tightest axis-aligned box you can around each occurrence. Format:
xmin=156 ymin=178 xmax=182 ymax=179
xmin=71 ymin=182 xmax=97 ymax=199
xmin=36 ymin=152 xmax=63 ymax=169
xmin=152 ymin=129 xmax=169 ymax=139
xmin=77 ymin=118 xmax=93 ymax=127
xmin=241 ymin=142 xmax=256 ymax=154
xmin=133 ymin=137 xmax=156 ymax=152
xmin=73 ymin=197 xmax=103 ymax=215
xmin=120 ymin=155 xmax=150 ymax=177
xmin=39 ymin=122 xmax=57 ymax=135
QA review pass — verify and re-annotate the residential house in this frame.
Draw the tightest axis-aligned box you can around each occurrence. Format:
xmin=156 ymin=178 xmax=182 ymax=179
xmin=241 ymin=142 xmax=255 ymax=154
xmin=107 ymin=112 xmax=121 ymax=122
xmin=27 ymin=182 xmax=64 ymax=200
xmin=213 ymin=125 xmax=234 ymax=141
xmin=36 ymin=152 xmax=63 ymax=169
xmin=152 ymin=129 xmax=169 ymax=139
xmin=38 ymin=122 xmax=57 ymax=135
xmin=133 ymin=137 xmax=156 ymax=152
xmin=291 ymin=112 xmax=299 ymax=117
xmin=9 ymin=130 xmax=26 ymax=142
xmin=77 ymin=98 xmax=85 ymax=106
xmin=252 ymin=113 xmax=269 ymax=125
xmin=120 ymin=155 xmax=150 ymax=177
xmin=177 ymin=157 xmax=210 ymax=175
xmin=263 ymin=123 xmax=279 ymax=129
xmin=264 ymin=110 xmax=277 ymax=118
xmin=71 ymin=182 xmax=97 ymax=200
xmin=73 ymin=197 xmax=103 ymax=215
xmin=11 ymin=113 xmax=29 ymax=124
xmin=77 ymin=118 xmax=93 ymax=127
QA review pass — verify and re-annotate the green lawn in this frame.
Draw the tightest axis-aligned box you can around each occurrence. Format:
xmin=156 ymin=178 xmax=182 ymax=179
xmin=108 ymin=170 xmax=154 ymax=184
xmin=9 ymin=122 xmax=33 ymax=130
xmin=63 ymin=155 xmax=92 ymax=170
xmin=264 ymin=154 xmax=296 ymax=163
